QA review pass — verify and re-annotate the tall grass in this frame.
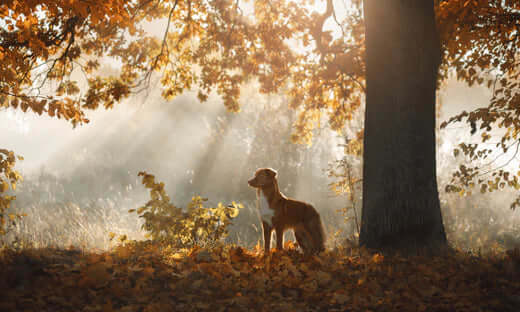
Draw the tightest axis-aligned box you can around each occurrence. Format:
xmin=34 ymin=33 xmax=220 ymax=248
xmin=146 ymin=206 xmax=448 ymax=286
xmin=3 ymin=167 xmax=519 ymax=252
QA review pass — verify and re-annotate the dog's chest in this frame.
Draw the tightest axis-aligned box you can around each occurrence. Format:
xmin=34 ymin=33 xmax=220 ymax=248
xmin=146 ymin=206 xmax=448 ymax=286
xmin=257 ymin=191 xmax=275 ymax=226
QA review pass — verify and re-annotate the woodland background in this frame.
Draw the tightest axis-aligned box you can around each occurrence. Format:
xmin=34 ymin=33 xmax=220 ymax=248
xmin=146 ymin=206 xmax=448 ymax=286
xmin=2 ymin=78 xmax=519 ymax=252
xmin=1 ymin=0 xmax=520 ymax=311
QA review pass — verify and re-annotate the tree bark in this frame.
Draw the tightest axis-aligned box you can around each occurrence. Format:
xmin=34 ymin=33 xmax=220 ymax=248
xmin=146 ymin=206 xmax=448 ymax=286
xmin=360 ymin=0 xmax=447 ymax=251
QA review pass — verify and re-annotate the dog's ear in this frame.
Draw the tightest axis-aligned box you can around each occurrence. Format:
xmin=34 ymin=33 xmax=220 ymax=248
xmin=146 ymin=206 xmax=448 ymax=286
xmin=267 ymin=168 xmax=277 ymax=178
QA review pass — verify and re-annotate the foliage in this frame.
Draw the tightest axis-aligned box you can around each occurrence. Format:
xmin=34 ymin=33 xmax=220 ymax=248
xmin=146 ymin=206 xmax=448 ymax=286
xmin=327 ymin=135 xmax=362 ymax=238
xmin=437 ymin=1 xmax=520 ymax=207
xmin=2 ymin=0 xmax=518 ymax=150
xmin=0 ymin=149 xmax=24 ymax=236
xmin=130 ymin=171 xmax=242 ymax=248
xmin=1 ymin=244 xmax=520 ymax=311
xmin=3 ymin=0 xmax=520 ymax=198
xmin=1 ymin=0 xmax=365 ymax=144
xmin=6 ymin=0 xmax=516 ymax=141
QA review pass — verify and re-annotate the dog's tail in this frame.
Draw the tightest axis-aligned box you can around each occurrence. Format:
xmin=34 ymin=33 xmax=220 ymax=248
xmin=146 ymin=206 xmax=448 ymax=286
xmin=296 ymin=213 xmax=325 ymax=254
xmin=313 ymin=214 xmax=326 ymax=252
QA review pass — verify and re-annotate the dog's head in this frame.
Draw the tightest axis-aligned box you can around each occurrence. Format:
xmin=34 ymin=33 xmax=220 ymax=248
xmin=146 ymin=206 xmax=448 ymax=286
xmin=248 ymin=168 xmax=277 ymax=188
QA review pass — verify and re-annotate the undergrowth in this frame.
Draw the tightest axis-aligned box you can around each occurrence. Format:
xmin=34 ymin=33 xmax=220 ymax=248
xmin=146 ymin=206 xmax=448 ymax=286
xmin=1 ymin=241 xmax=519 ymax=312
xmin=1 ymin=167 xmax=520 ymax=311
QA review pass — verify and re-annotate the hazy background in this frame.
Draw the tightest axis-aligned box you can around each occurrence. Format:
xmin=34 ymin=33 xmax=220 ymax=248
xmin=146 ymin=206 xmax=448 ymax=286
xmin=0 ymin=77 xmax=348 ymax=249
xmin=2 ymin=71 xmax=520 ymax=251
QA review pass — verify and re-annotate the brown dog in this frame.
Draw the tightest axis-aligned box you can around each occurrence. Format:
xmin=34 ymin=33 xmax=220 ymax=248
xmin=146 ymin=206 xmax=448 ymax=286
xmin=248 ymin=168 xmax=325 ymax=254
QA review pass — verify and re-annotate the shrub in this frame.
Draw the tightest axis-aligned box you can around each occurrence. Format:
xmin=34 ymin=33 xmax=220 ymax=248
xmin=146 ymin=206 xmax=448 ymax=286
xmin=130 ymin=171 xmax=242 ymax=248
xmin=0 ymin=149 xmax=24 ymax=236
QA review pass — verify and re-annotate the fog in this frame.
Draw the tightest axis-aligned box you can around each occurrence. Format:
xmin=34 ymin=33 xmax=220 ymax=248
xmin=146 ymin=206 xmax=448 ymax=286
xmin=1 ymin=73 xmax=519 ymax=251
xmin=437 ymin=77 xmax=520 ymax=251
xmin=1 ymin=79 xmax=348 ymax=249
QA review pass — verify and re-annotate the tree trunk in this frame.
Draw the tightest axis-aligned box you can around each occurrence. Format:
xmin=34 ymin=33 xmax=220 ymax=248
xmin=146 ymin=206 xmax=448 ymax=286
xmin=360 ymin=0 xmax=447 ymax=251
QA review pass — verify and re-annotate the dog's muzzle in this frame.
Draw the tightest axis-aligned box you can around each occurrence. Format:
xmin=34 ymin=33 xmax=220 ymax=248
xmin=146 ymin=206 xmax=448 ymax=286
xmin=248 ymin=178 xmax=258 ymax=187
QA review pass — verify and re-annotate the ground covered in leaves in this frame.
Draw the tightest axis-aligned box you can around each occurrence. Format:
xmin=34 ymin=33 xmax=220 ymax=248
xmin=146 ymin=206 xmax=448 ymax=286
xmin=1 ymin=242 xmax=519 ymax=312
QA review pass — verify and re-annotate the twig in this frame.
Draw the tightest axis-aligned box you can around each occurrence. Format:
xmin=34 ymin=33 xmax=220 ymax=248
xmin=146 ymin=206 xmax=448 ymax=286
xmin=476 ymin=140 xmax=520 ymax=178
xmin=140 ymin=0 xmax=179 ymax=88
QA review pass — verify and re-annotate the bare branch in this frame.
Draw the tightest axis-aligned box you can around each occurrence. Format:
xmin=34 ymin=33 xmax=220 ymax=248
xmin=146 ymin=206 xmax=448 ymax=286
xmin=147 ymin=0 xmax=179 ymax=79
xmin=476 ymin=140 xmax=520 ymax=178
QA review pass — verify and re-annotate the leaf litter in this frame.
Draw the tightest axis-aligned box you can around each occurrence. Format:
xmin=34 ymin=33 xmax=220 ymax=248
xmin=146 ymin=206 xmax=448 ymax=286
xmin=1 ymin=242 xmax=519 ymax=312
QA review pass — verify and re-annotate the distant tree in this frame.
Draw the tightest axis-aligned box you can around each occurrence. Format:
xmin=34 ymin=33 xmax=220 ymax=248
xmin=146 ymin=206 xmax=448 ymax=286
xmin=189 ymin=90 xmax=331 ymax=201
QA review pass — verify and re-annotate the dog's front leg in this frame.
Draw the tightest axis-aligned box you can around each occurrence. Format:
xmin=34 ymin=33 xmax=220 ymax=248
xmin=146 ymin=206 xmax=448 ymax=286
xmin=275 ymin=226 xmax=284 ymax=251
xmin=262 ymin=220 xmax=272 ymax=253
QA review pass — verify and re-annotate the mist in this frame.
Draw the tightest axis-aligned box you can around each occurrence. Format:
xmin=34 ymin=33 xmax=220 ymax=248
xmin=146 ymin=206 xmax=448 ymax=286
xmin=2 ymin=71 xmax=519 ymax=251
xmin=437 ymin=77 xmax=520 ymax=251
xmin=1 ymin=79 xmax=348 ymax=249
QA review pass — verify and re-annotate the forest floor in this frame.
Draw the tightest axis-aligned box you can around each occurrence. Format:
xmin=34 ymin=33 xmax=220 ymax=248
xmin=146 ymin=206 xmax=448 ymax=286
xmin=1 ymin=242 xmax=519 ymax=312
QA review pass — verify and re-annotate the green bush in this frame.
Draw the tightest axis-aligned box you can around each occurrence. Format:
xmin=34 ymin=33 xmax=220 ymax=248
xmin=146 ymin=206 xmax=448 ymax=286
xmin=0 ymin=149 xmax=24 ymax=236
xmin=130 ymin=171 xmax=242 ymax=248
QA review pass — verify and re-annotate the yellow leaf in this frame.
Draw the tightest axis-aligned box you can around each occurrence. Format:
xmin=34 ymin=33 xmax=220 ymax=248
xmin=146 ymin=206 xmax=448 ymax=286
xmin=228 ymin=207 xmax=239 ymax=218
xmin=371 ymin=253 xmax=384 ymax=264
xmin=1 ymin=181 xmax=8 ymax=192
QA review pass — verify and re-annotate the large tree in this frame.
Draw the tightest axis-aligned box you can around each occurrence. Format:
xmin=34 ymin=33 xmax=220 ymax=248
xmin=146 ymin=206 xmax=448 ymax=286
xmin=2 ymin=0 xmax=520 ymax=251
xmin=360 ymin=0 xmax=446 ymax=251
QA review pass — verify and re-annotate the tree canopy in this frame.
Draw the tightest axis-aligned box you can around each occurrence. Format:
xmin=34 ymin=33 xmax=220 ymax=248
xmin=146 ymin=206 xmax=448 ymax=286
xmin=437 ymin=0 xmax=520 ymax=207
xmin=1 ymin=0 xmax=364 ymax=144
xmin=2 ymin=0 xmax=518 ymax=144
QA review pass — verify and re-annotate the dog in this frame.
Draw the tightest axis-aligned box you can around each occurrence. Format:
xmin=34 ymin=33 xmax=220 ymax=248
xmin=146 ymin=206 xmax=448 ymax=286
xmin=248 ymin=168 xmax=325 ymax=254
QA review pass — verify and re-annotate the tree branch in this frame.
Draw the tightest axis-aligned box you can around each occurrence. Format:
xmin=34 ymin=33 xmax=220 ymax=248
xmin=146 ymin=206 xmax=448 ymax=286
xmin=312 ymin=0 xmax=334 ymax=59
